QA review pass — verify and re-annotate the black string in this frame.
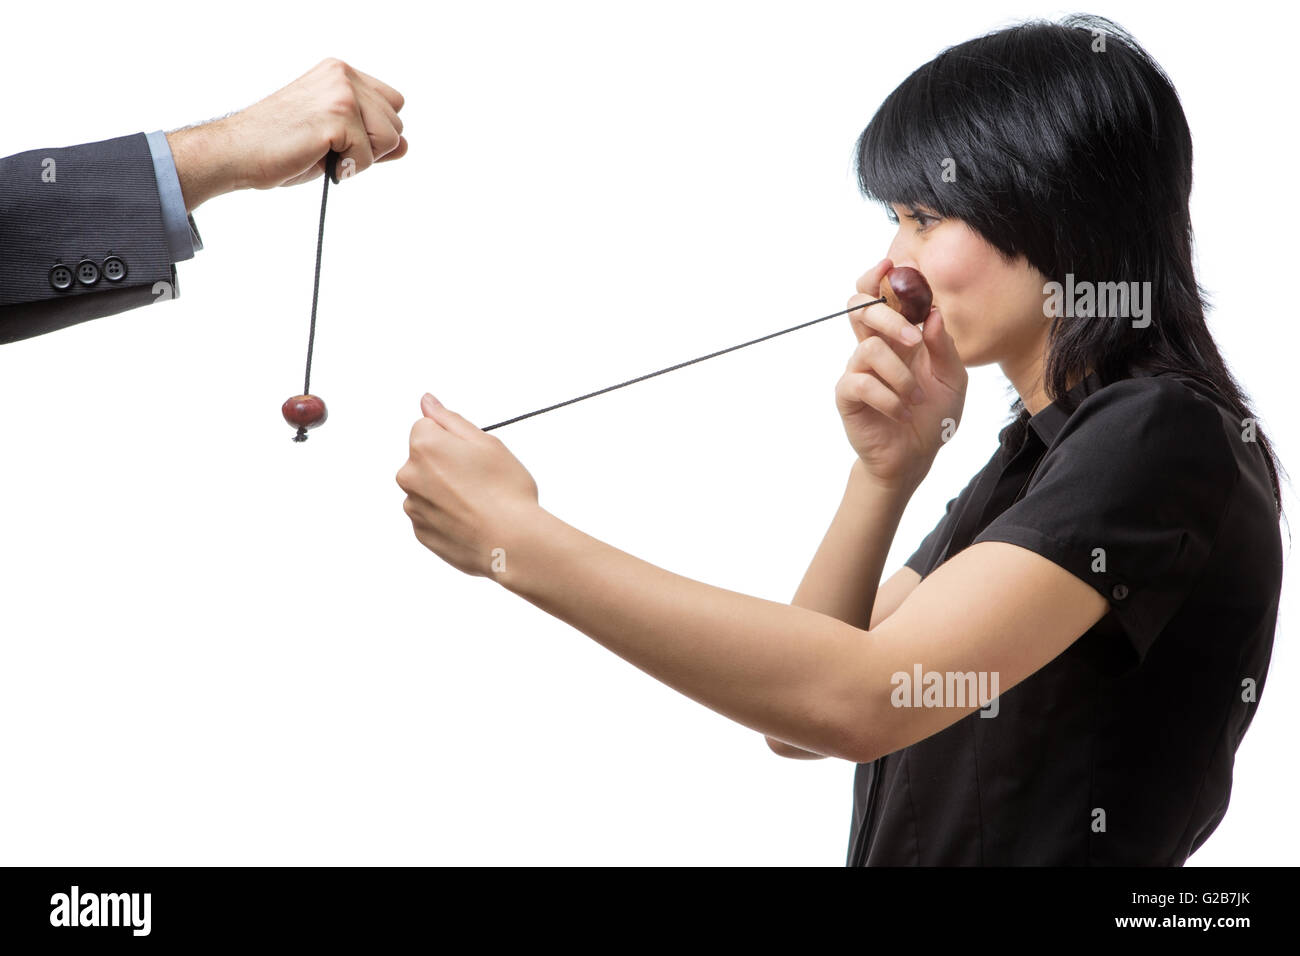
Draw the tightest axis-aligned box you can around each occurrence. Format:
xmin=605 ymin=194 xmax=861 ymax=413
xmin=483 ymin=295 xmax=889 ymax=434
xmin=294 ymin=154 xmax=883 ymax=437
xmin=291 ymin=153 xmax=883 ymax=437
xmin=293 ymin=151 xmax=337 ymax=442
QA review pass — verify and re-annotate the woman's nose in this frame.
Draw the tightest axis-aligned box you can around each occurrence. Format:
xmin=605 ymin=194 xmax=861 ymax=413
xmin=886 ymin=236 xmax=916 ymax=271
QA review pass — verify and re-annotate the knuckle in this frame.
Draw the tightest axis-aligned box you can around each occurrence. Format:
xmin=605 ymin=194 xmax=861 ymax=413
xmin=329 ymin=90 xmax=358 ymax=116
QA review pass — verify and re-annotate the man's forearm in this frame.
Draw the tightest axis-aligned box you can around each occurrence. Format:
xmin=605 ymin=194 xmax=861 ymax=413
xmin=166 ymin=121 xmax=246 ymax=212
xmin=494 ymin=507 xmax=874 ymax=761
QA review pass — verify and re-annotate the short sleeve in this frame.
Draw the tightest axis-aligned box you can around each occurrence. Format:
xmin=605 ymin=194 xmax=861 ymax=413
xmin=972 ymin=377 xmax=1239 ymax=663
xmin=903 ymin=496 xmax=957 ymax=576
xmin=904 ymin=453 xmax=995 ymax=577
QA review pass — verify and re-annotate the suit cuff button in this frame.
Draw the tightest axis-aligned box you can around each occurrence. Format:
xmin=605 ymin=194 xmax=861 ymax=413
xmin=75 ymin=258 xmax=101 ymax=286
xmin=103 ymin=255 xmax=127 ymax=282
xmin=49 ymin=263 xmax=74 ymax=291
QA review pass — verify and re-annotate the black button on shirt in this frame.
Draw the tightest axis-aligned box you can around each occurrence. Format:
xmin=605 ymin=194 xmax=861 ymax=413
xmin=847 ymin=369 xmax=1282 ymax=865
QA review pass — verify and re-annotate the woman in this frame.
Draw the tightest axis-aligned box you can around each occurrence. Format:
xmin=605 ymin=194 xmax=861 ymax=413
xmin=395 ymin=14 xmax=1284 ymax=865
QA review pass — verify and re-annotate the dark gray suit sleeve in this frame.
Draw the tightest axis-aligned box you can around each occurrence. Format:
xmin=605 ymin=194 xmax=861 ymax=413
xmin=0 ymin=132 xmax=182 ymax=345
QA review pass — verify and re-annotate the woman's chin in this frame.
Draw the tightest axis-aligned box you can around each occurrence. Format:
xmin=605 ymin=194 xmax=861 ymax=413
xmin=955 ymin=344 xmax=997 ymax=368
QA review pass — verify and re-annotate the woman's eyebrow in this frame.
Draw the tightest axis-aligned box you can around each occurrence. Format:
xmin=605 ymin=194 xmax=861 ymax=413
xmin=888 ymin=201 xmax=932 ymax=217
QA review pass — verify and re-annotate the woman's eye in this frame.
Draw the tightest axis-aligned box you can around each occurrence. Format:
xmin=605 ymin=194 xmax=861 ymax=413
xmin=886 ymin=208 xmax=938 ymax=231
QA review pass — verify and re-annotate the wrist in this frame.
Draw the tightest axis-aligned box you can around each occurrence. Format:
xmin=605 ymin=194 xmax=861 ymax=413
xmin=851 ymin=455 xmax=924 ymax=501
xmin=166 ymin=120 xmax=246 ymax=210
xmin=483 ymin=503 xmax=565 ymax=594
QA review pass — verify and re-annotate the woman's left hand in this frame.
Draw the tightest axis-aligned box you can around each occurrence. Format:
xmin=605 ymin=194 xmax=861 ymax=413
xmin=395 ymin=393 xmax=540 ymax=576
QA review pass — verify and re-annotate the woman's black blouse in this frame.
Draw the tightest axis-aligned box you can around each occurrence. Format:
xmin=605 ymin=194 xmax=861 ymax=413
xmin=847 ymin=369 xmax=1282 ymax=865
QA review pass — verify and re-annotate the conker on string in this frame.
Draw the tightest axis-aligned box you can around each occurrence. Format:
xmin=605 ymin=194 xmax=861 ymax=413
xmin=879 ymin=266 xmax=934 ymax=325
xmin=282 ymin=394 xmax=328 ymax=442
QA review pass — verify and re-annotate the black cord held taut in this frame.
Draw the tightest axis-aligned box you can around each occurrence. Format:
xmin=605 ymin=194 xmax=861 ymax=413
xmin=281 ymin=153 xmax=886 ymax=438
xmin=281 ymin=151 xmax=339 ymax=442
xmin=481 ymin=296 xmax=885 ymax=432
xmin=302 ymin=151 xmax=335 ymax=399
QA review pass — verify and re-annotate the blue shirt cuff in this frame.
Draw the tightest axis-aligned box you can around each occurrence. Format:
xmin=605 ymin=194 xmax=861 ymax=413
xmin=146 ymin=129 xmax=201 ymax=262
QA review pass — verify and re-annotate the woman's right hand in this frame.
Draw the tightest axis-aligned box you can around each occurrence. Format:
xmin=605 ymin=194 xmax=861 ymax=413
xmin=835 ymin=258 xmax=968 ymax=489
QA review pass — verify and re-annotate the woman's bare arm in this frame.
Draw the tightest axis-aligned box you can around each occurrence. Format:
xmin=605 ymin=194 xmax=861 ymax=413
xmin=488 ymin=502 xmax=1108 ymax=764
xmin=767 ymin=567 xmax=919 ymax=758
xmin=766 ymin=458 xmax=918 ymax=759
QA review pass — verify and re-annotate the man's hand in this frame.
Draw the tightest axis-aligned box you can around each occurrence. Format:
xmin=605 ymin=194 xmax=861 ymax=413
xmin=167 ymin=58 xmax=407 ymax=210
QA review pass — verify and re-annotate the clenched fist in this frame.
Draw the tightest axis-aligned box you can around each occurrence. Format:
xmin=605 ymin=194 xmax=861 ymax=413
xmin=836 ymin=257 xmax=967 ymax=490
xmin=166 ymin=58 xmax=408 ymax=210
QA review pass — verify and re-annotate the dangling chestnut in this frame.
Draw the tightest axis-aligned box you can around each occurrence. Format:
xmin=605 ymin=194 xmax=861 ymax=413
xmin=879 ymin=266 xmax=934 ymax=325
xmin=282 ymin=394 xmax=328 ymax=442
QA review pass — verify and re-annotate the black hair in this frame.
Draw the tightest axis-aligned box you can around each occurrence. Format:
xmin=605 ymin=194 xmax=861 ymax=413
xmin=854 ymin=12 xmax=1285 ymax=516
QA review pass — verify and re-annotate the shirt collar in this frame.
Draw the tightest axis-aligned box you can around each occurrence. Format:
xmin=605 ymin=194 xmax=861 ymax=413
xmin=1026 ymin=369 xmax=1104 ymax=446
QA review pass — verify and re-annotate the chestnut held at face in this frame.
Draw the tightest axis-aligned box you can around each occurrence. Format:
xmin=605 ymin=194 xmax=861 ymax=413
xmin=879 ymin=266 xmax=933 ymax=325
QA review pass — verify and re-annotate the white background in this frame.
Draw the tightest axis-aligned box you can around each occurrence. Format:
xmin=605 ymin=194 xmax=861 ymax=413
xmin=1 ymin=0 xmax=1294 ymax=865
